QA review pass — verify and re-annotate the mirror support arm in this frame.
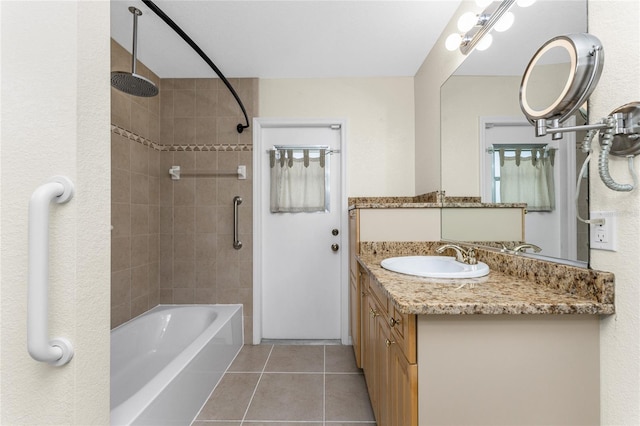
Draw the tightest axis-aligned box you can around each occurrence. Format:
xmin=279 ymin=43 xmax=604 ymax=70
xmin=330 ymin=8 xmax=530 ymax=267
xmin=536 ymin=119 xmax=610 ymax=138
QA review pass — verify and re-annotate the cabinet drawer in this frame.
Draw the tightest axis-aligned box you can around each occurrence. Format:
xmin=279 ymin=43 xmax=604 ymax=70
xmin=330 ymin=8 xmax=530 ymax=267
xmin=389 ymin=305 xmax=416 ymax=364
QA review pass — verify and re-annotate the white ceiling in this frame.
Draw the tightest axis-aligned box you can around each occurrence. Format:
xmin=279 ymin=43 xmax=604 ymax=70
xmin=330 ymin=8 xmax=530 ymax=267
xmin=110 ymin=0 xmax=462 ymax=79
xmin=110 ymin=0 xmax=587 ymax=80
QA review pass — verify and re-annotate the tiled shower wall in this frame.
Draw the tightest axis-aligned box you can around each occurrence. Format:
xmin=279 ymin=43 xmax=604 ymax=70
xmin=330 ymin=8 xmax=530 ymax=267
xmin=111 ymin=40 xmax=257 ymax=343
xmin=111 ymin=40 xmax=162 ymax=328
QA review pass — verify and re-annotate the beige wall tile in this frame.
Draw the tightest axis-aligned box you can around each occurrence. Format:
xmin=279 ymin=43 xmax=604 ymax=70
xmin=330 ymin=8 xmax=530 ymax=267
xmin=131 ymin=172 xmax=149 ymax=204
xmin=131 ymin=235 xmax=149 ymax=267
xmin=111 ymin=133 xmax=131 ymax=170
xmin=131 ymin=203 xmax=149 ymax=235
xmin=195 ymin=233 xmax=217 ymax=261
xmin=111 ymin=269 xmax=131 ymax=308
xmin=159 ymin=288 xmax=173 ymax=304
xmin=173 ymin=287 xmax=195 ymax=304
xmin=112 ymin=169 xmax=131 ymax=204
xmin=195 ymin=178 xmax=217 ymax=206
xmin=111 ymin=303 xmax=131 ymax=329
xmin=130 ymin=142 xmax=149 ymax=174
xmin=131 ymin=265 xmax=149 ymax=300
xmin=173 ymin=78 xmax=195 ymax=90
xmin=111 ymin=203 xmax=131 ymax=238
xmin=174 ymin=205 xmax=195 ymax=234
xmin=174 ymin=89 xmax=196 ymax=117
xmin=196 ymin=117 xmax=218 ymax=145
xmin=174 ymin=178 xmax=196 ymax=205
xmin=131 ymin=295 xmax=150 ymax=318
xmin=111 ymin=64 xmax=257 ymax=334
xmin=196 ymin=206 xmax=217 ymax=233
xmin=111 ymin=236 xmax=131 ymax=272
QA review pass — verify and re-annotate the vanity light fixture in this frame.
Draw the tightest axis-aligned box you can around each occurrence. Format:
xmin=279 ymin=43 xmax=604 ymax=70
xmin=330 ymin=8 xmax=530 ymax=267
xmin=446 ymin=0 xmax=520 ymax=55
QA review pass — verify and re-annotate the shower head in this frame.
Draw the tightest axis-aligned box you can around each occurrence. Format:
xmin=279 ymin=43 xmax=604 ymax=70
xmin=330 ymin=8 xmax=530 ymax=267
xmin=111 ymin=71 xmax=158 ymax=97
xmin=111 ymin=6 xmax=159 ymax=97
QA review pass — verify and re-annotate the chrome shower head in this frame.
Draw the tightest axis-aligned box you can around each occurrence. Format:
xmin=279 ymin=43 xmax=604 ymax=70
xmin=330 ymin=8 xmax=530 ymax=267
xmin=111 ymin=71 xmax=158 ymax=97
xmin=111 ymin=7 xmax=158 ymax=97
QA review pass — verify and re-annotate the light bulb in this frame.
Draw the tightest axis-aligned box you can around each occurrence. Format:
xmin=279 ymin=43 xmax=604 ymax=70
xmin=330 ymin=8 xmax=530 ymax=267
xmin=476 ymin=33 xmax=493 ymax=51
xmin=476 ymin=0 xmax=493 ymax=7
xmin=517 ymin=0 xmax=536 ymax=7
xmin=445 ymin=33 xmax=462 ymax=51
xmin=494 ymin=11 xmax=514 ymax=32
xmin=457 ymin=12 xmax=478 ymax=32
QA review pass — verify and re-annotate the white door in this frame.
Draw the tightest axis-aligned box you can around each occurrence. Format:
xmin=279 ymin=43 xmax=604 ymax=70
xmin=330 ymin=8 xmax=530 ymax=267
xmin=480 ymin=117 xmax=577 ymax=260
xmin=254 ymin=120 xmax=346 ymax=341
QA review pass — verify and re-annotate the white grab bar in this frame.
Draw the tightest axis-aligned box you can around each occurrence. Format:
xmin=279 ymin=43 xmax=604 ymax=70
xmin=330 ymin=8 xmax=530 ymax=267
xmin=27 ymin=176 xmax=75 ymax=366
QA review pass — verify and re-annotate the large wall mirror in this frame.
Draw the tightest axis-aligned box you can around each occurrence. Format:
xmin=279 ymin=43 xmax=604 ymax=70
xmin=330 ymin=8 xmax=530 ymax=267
xmin=440 ymin=0 xmax=589 ymax=265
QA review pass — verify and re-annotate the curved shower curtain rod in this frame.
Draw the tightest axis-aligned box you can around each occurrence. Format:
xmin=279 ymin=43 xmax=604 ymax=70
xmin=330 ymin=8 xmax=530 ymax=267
xmin=142 ymin=0 xmax=250 ymax=134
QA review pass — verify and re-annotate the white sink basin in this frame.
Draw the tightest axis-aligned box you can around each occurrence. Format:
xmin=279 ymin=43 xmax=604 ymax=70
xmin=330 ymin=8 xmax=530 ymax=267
xmin=380 ymin=256 xmax=490 ymax=279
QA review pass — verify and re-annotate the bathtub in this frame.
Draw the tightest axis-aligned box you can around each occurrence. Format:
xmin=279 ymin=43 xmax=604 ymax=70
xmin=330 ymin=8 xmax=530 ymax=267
xmin=111 ymin=304 xmax=243 ymax=426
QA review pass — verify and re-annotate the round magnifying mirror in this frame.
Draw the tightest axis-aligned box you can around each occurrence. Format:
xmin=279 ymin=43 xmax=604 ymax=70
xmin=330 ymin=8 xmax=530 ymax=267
xmin=520 ymin=33 xmax=604 ymax=125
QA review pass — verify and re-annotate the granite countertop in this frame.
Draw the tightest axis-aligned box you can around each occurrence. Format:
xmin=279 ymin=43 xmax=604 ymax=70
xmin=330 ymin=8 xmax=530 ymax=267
xmin=356 ymin=242 xmax=615 ymax=316
xmin=348 ymin=195 xmax=526 ymax=210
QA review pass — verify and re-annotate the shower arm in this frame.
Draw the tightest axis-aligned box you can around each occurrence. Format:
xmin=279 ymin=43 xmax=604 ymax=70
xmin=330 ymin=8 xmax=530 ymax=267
xmin=142 ymin=0 xmax=250 ymax=134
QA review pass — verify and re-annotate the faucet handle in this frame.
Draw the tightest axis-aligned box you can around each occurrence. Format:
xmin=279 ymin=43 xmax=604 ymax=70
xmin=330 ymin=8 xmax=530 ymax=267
xmin=466 ymin=247 xmax=477 ymax=265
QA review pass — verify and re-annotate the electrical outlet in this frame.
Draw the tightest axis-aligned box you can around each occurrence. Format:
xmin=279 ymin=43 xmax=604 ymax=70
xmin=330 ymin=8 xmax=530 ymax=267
xmin=590 ymin=211 xmax=617 ymax=251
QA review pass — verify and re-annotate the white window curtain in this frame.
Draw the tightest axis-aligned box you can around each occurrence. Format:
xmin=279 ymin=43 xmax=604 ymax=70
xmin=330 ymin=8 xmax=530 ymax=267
xmin=499 ymin=148 xmax=555 ymax=211
xmin=270 ymin=148 xmax=328 ymax=213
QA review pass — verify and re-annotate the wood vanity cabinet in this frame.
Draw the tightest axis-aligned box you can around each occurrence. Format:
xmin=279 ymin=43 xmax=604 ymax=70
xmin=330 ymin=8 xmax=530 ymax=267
xmin=349 ymin=207 xmax=418 ymax=426
xmin=360 ymin=263 xmax=417 ymax=426
xmin=348 ymin=209 xmax=361 ymax=367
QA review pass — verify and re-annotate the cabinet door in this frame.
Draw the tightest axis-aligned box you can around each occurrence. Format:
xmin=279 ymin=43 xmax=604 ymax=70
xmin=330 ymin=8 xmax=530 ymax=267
xmin=349 ymin=211 xmax=361 ymax=367
xmin=389 ymin=342 xmax=418 ymax=426
xmin=349 ymin=271 xmax=361 ymax=368
xmin=362 ymin=290 xmax=378 ymax=411
xmin=375 ymin=310 xmax=391 ymax=426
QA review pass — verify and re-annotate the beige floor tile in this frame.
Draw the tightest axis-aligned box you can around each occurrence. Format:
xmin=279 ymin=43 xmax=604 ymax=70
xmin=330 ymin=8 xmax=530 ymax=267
xmin=243 ymin=423 xmax=323 ymax=426
xmin=191 ymin=422 xmax=241 ymax=426
xmin=196 ymin=373 xmax=260 ymax=421
xmin=264 ymin=345 xmax=324 ymax=372
xmin=244 ymin=373 xmax=324 ymax=421
xmin=325 ymin=373 xmax=375 ymax=422
xmin=325 ymin=345 xmax=361 ymax=373
xmin=228 ymin=344 xmax=273 ymax=372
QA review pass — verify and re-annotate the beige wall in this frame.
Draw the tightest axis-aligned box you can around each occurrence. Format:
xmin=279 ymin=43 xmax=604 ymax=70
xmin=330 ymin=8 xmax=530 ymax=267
xmin=589 ymin=1 xmax=640 ymax=424
xmin=1 ymin=1 xmax=111 ymax=423
xmin=414 ymin=1 xmax=470 ymax=196
xmin=259 ymin=78 xmax=415 ymax=196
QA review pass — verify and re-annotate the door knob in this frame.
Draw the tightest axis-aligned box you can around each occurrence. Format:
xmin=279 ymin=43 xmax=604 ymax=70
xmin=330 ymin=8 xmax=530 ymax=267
xmin=332 ymin=228 xmax=339 ymax=236
xmin=331 ymin=243 xmax=339 ymax=252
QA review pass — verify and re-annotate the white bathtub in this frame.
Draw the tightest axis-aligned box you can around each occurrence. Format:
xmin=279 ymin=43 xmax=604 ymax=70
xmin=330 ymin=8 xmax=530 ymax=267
xmin=111 ymin=304 xmax=243 ymax=426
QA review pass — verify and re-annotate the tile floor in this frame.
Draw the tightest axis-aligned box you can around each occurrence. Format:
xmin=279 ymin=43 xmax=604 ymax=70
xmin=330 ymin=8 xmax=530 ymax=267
xmin=192 ymin=344 xmax=376 ymax=426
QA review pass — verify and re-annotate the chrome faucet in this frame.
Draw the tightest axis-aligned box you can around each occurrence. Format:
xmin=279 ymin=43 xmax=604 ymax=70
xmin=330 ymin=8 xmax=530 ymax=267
xmin=436 ymin=244 xmax=477 ymax=265
xmin=512 ymin=243 xmax=542 ymax=254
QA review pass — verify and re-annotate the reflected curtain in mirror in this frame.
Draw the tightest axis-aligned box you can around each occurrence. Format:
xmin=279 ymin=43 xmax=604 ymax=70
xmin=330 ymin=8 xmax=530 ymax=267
xmin=270 ymin=147 xmax=329 ymax=213
xmin=492 ymin=145 xmax=555 ymax=211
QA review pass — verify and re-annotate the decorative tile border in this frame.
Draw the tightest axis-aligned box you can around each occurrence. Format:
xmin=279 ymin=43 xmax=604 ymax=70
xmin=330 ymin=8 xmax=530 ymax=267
xmin=111 ymin=124 xmax=253 ymax=152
